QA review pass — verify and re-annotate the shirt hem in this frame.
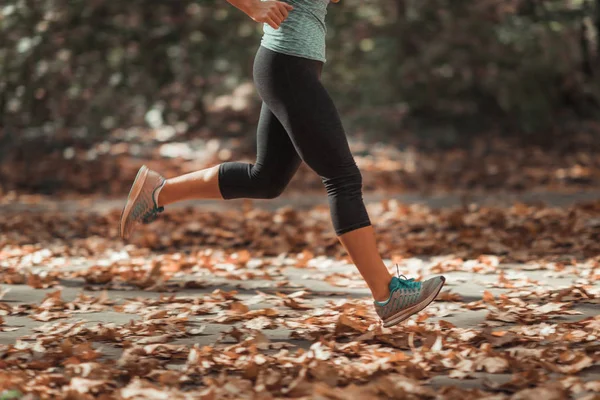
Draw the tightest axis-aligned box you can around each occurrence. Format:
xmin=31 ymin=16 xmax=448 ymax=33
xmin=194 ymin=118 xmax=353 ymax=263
xmin=259 ymin=43 xmax=326 ymax=63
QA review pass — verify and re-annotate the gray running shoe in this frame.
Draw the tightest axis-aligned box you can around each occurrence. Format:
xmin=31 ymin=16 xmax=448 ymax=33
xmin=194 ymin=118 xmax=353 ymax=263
xmin=118 ymin=165 xmax=166 ymax=239
xmin=374 ymin=273 xmax=446 ymax=328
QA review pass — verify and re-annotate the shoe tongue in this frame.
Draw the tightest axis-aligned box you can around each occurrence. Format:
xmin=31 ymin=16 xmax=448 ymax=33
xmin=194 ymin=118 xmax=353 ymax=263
xmin=389 ymin=276 xmax=401 ymax=291
xmin=389 ymin=276 xmax=417 ymax=291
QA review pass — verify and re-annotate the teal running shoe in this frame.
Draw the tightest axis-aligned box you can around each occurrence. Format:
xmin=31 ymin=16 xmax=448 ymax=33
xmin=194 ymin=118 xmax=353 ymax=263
xmin=118 ymin=165 xmax=166 ymax=239
xmin=374 ymin=272 xmax=446 ymax=328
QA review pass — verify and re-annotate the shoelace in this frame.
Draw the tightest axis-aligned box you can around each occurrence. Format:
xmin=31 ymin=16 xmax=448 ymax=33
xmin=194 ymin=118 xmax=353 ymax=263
xmin=142 ymin=206 xmax=164 ymax=224
xmin=141 ymin=179 xmax=166 ymax=224
xmin=390 ymin=264 xmax=421 ymax=291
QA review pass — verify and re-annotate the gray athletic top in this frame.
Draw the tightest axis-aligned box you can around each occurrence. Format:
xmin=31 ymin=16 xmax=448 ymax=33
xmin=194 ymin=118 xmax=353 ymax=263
xmin=260 ymin=0 xmax=329 ymax=63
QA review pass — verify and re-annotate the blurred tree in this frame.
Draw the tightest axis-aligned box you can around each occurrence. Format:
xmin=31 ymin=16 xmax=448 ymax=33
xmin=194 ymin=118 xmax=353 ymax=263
xmin=0 ymin=0 xmax=598 ymax=152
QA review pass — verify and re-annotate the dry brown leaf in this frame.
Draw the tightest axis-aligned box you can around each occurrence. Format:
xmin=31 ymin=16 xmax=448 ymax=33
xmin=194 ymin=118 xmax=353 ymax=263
xmin=479 ymin=356 xmax=510 ymax=373
xmin=65 ymin=377 xmax=109 ymax=394
xmin=229 ymin=301 xmax=250 ymax=314
xmin=511 ymin=383 xmax=568 ymax=400
xmin=483 ymin=290 xmax=496 ymax=304
xmin=144 ymin=310 xmax=169 ymax=320
xmin=436 ymin=290 xmax=463 ymax=302
xmin=136 ymin=334 xmax=172 ymax=345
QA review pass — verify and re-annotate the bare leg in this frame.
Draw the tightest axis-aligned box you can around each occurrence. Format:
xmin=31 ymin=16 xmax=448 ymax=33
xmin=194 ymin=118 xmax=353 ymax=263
xmin=158 ymin=164 xmax=394 ymax=301
xmin=338 ymin=226 xmax=392 ymax=302
xmin=157 ymin=102 xmax=301 ymax=208
xmin=252 ymin=47 xmax=395 ymax=303
xmin=157 ymin=163 xmax=394 ymax=301
xmin=157 ymin=165 xmax=222 ymax=207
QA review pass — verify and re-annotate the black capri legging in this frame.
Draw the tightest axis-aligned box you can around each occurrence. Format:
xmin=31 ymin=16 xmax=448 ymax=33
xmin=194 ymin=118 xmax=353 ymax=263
xmin=218 ymin=46 xmax=371 ymax=236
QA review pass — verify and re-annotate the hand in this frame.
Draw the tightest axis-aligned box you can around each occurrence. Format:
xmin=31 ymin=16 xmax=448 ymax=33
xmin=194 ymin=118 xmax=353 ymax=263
xmin=245 ymin=0 xmax=294 ymax=30
xmin=331 ymin=0 xmax=340 ymax=3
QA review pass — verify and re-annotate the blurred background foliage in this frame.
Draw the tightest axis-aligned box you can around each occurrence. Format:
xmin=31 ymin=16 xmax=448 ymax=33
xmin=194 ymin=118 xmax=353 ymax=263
xmin=1 ymin=0 xmax=600 ymax=145
xmin=1 ymin=0 xmax=600 ymax=195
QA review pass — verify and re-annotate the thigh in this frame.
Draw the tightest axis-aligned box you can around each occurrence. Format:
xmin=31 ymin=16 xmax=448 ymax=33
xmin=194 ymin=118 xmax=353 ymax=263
xmin=254 ymin=48 xmax=356 ymax=179
xmin=255 ymin=102 xmax=302 ymax=180
xmin=288 ymin=75 xmax=356 ymax=177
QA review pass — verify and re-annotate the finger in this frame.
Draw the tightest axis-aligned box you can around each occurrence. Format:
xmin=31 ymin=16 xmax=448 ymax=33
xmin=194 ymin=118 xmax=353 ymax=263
xmin=281 ymin=2 xmax=294 ymax=11
xmin=266 ymin=17 xmax=279 ymax=29
xmin=268 ymin=10 xmax=283 ymax=25
xmin=270 ymin=6 xmax=285 ymax=23
xmin=276 ymin=3 xmax=289 ymax=19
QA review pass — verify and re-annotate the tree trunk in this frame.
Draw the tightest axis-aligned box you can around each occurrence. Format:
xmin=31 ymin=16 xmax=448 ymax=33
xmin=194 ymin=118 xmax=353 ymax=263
xmin=393 ymin=0 xmax=406 ymax=97
xmin=581 ymin=3 xmax=593 ymax=77
xmin=596 ymin=0 xmax=600 ymax=65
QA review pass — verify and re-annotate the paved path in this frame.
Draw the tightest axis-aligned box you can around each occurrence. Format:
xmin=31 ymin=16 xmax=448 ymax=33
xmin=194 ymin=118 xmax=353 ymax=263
xmin=1 ymin=258 xmax=598 ymax=393
xmin=1 ymin=191 xmax=599 ymax=396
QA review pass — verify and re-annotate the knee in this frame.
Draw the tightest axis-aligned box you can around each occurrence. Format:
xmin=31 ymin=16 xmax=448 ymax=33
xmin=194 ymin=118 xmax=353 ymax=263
xmin=251 ymin=167 xmax=290 ymax=199
xmin=322 ymin=167 xmax=363 ymax=198
xmin=258 ymin=181 xmax=287 ymax=199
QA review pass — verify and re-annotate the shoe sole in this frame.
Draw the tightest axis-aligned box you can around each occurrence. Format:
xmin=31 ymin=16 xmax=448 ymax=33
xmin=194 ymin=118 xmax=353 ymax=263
xmin=118 ymin=165 xmax=149 ymax=239
xmin=382 ymin=276 xmax=446 ymax=328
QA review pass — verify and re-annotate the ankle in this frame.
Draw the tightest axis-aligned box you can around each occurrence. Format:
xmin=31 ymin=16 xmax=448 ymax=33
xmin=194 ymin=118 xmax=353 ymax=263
xmin=156 ymin=180 xmax=169 ymax=207
xmin=371 ymin=272 xmax=394 ymax=302
xmin=373 ymin=286 xmax=391 ymax=303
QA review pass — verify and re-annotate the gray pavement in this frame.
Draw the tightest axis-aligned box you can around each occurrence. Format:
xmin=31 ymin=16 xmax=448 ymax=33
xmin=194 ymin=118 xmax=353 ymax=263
xmin=1 ymin=191 xmax=599 ymax=396
xmin=1 ymin=259 xmax=598 ymax=392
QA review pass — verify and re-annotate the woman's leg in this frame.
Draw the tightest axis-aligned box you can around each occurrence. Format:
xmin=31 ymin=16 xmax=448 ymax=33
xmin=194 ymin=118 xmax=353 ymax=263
xmin=338 ymin=226 xmax=393 ymax=301
xmin=253 ymin=46 xmax=393 ymax=301
xmin=157 ymin=102 xmax=302 ymax=207
xmin=157 ymin=165 xmax=221 ymax=205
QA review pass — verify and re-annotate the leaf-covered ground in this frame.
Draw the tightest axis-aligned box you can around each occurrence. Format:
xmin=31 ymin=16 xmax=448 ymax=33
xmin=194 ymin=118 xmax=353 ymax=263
xmin=0 ymin=196 xmax=599 ymax=399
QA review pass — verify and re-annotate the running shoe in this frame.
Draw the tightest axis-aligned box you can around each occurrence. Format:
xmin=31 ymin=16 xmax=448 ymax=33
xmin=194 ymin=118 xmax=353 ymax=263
xmin=118 ymin=165 xmax=166 ymax=239
xmin=374 ymin=270 xmax=446 ymax=328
